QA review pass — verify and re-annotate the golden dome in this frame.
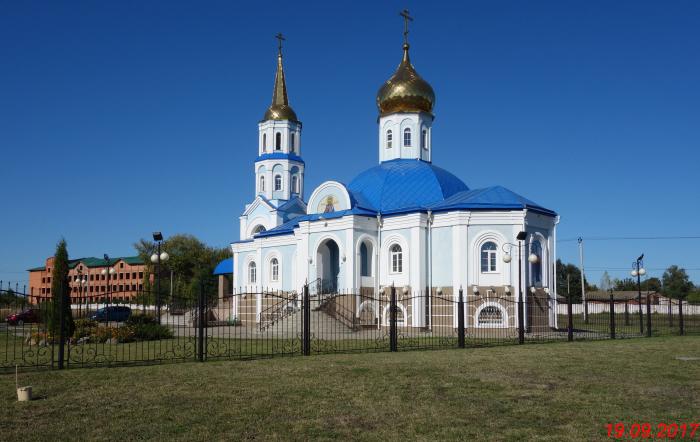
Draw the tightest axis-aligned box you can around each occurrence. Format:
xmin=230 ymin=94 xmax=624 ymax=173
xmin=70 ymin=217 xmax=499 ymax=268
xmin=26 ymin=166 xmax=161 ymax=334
xmin=377 ymin=43 xmax=435 ymax=117
xmin=263 ymin=50 xmax=298 ymax=122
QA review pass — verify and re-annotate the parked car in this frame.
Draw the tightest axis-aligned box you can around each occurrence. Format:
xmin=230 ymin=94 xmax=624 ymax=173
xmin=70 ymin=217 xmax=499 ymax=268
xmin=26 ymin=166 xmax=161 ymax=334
xmin=90 ymin=306 xmax=132 ymax=323
xmin=5 ymin=308 xmax=41 ymax=326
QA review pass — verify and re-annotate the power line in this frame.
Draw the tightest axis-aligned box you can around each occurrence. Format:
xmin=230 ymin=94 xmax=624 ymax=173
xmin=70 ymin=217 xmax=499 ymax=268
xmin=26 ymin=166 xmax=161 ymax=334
xmin=558 ymin=235 xmax=700 ymax=242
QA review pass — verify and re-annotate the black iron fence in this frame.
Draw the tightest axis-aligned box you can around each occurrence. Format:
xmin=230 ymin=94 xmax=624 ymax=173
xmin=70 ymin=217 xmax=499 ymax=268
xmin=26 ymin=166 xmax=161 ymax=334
xmin=1 ymin=283 xmax=698 ymax=371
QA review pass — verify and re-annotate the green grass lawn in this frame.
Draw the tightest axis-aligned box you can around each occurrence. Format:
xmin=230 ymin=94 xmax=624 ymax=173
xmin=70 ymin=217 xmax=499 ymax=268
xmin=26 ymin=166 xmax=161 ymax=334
xmin=1 ymin=336 xmax=699 ymax=441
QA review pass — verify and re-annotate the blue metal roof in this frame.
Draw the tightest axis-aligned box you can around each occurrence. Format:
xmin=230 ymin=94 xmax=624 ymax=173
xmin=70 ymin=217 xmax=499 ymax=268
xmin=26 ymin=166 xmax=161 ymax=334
xmin=213 ymin=257 xmax=234 ymax=275
xmin=428 ymin=186 xmax=556 ymax=216
xmin=347 ymin=159 xmax=469 ymax=214
xmin=255 ymin=152 xmax=305 ymax=164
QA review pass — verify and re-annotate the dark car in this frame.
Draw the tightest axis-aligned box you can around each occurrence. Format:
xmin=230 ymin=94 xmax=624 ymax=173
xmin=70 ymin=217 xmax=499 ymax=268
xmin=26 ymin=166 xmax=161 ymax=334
xmin=6 ymin=308 xmax=41 ymax=326
xmin=90 ymin=306 xmax=132 ymax=323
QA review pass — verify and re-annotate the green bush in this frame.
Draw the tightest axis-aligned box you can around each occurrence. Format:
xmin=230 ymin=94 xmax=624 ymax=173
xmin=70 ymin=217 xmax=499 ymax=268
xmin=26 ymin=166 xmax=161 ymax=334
xmin=126 ymin=314 xmax=158 ymax=326
xmin=131 ymin=323 xmax=173 ymax=341
xmin=73 ymin=319 xmax=98 ymax=339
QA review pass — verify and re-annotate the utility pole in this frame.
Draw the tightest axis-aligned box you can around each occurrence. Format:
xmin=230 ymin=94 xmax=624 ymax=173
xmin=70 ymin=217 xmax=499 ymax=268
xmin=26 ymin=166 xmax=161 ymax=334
xmin=578 ymin=237 xmax=587 ymax=322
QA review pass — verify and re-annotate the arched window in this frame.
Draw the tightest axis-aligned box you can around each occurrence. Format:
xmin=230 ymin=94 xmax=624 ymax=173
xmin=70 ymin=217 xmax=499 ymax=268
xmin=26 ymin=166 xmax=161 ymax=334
xmin=421 ymin=129 xmax=427 ymax=149
xmin=270 ymin=258 xmax=279 ymax=282
xmin=252 ymin=225 xmax=266 ymax=234
xmin=291 ymin=175 xmax=299 ymax=194
xmin=290 ymin=132 xmax=295 ymax=152
xmin=390 ymin=244 xmax=403 ymax=273
xmin=275 ymin=132 xmax=281 ymax=150
xmin=248 ymin=262 xmax=257 ymax=284
xmin=531 ymin=241 xmax=542 ymax=285
xmin=478 ymin=305 xmax=504 ymax=326
xmin=480 ymin=242 xmax=498 ymax=273
xmin=360 ymin=242 xmax=371 ymax=277
xmin=259 ymin=175 xmax=265 ymax=192
xmin=403 ymin=128 xmax=411 ymax=147
xmin=386 ymin=130 xmax=393 ymax=148
xmin=274 ymin=175 xmax=282 ymax=191
xmin=262 ymin=133 xmax=267 ymax=152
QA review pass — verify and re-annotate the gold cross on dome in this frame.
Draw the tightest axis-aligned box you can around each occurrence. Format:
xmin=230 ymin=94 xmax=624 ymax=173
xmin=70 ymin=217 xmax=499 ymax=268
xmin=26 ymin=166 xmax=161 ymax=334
xmin=400 ymin=9 xmax=413 ymax=45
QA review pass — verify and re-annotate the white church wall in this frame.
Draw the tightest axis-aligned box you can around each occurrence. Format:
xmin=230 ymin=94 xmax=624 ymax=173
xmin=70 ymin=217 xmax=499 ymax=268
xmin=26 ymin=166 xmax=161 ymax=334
xmin=378 ymin=112 xmax=433 ymax=162
xmin=430 ymin=226 xmax=453 ymax=287
xmin=380 ymin=228 xmax=411 ymax=289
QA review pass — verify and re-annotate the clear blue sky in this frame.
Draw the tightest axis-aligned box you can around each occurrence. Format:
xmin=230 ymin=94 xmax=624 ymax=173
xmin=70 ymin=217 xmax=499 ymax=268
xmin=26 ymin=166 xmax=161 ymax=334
xmin=1 ymin=0 xmax=699 ymax=289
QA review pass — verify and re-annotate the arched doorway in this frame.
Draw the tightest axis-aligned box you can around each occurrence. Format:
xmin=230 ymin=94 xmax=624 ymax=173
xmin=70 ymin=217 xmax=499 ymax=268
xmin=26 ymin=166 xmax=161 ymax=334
xmin=317 ymin=239 xmax=340 ymax=294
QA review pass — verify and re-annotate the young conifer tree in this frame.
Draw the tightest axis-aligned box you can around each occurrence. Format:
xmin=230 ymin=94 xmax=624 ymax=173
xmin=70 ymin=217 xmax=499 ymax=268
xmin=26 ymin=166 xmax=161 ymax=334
xmin=50 ymin=239 xmax=75 ymax=337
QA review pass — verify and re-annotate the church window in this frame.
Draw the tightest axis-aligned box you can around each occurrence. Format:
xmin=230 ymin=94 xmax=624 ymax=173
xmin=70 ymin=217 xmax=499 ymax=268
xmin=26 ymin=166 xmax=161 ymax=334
xmin=421 ymin=129 xmax=427 ymax=149
xmin=262 ymin=134 xmax=267 ymax=152
xmin=292 ymin=175 xmax=299 ymax=194
xmin=360 ymin=242 xmax=371 ymax=277
xmin=480 ymin=242 xmax=498 ymax=273
xmin=290 ymin=132 xmax=295 ymax=152
xmin=403 ymin=128 xmax=411 ymax=147
xmin=275 ymin=132 xmax=281 ymax=150
xmin=530 ymin=240 xmax=542 ymax=285
xmin=252 ymin=225 xmax=266 ymax=235
xmin=259 ymin=176 xmax=265 ymax=192
xmin=248 ymin=262 xmax=257 ymax=284
xmin=478 ymin=305 xmax=504 ymax=326
xmin=270 ymin=258 xmax=279 ymax=282
xmin=274 ymin=175 xmax=282 ymax=191
xmin=390 ymin=244 xmax=403 ymax=273
xmin=386 ymin=130 xmax=393 ymax=148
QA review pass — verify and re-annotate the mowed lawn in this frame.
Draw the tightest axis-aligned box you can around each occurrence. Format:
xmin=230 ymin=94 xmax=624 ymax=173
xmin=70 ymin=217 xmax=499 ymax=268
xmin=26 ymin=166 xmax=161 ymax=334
xmin=1 ymin=337 xmax=699 ymax=441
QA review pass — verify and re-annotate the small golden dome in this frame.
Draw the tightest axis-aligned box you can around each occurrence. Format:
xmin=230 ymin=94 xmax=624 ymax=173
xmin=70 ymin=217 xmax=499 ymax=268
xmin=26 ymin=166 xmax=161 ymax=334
xmin=377 ymin=43 xmax=435 ymax=117
xmin=263 ymin=50 xmax=298 ymax=122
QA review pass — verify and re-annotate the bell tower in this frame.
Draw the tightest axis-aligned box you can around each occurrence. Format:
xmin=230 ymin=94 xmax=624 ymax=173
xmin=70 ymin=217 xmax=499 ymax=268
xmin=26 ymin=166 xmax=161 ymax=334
xmin=255 ymin=33 xmax=305 ymax=202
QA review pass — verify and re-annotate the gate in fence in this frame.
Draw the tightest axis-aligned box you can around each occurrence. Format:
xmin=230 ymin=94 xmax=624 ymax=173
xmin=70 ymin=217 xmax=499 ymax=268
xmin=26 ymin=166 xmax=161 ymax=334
xmin=1 ymin=282 xmax=699 ymax=371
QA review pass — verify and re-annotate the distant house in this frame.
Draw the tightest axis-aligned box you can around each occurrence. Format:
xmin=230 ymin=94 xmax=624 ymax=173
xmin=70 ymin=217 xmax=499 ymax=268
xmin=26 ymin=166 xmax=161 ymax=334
xmin=584 ymin=291 xmax=668 ymax=305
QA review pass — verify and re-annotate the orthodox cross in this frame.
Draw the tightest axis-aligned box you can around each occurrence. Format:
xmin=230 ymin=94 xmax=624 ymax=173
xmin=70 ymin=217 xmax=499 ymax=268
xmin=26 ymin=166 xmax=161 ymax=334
xmin=400 ymin=9 xmax=413 ymax=45
xmin=275 ymin=32 xmax=285 ymax=54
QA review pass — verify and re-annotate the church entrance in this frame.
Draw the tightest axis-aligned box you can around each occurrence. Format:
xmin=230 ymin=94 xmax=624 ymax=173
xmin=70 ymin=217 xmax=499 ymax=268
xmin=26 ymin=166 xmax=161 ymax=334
xmin=317 ymin=239 xmax=340 ymax=293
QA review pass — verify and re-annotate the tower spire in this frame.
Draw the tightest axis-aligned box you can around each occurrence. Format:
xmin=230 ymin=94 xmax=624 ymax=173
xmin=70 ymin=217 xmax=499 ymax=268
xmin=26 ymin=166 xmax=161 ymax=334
xmin=264 ymin=32 xmax=297 ymax=121
xmin=272 ymin=33 xmax=288 ymax=107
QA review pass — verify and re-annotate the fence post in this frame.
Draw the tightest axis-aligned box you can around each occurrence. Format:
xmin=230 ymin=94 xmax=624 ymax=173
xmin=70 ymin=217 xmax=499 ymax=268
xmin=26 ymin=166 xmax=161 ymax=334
xmin=57 ymin=285 xmax=66 ymax=370
xmin=646 ymin=294 xmax=652 ymax=338
xmin=302 ymin=284 xmax=310 ymax=356
xmin=609 ymin=290 xmax=615 ymax=339
xmin=197 ymin=283 xmax=205 ymax=362
xmin=584 ymin=298 xmax=589 ymax=324
xmin=457 ymin=288 xmax=465 ymax=348
xmin=390 ymin=285 xmax=397 ymax=352
xmin=668 ymin=299 xmax=673 ymax=328
xmin=624 ymin=300 xmax=630 ymax=326
xmin=517 ymin=290 xmax=524 ymax=345
xmin=678 ymin=298 xmax=684 ymax=336
xmin=567 ymin=290 xmax=573 ymax=342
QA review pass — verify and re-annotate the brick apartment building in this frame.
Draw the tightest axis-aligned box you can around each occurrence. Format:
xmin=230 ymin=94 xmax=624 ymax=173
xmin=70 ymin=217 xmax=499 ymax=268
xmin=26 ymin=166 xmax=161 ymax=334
xmin=28 ymin=256 xmax=147 ymax=303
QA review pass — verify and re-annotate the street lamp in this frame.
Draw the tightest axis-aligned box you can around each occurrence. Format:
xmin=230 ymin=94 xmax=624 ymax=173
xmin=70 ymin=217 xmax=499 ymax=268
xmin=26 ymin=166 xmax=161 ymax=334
xmin=151 ymin=232 xmax=169 ymax=323
xmin=501 ymin=231 xmax=535 ymax=344
xmin=101 ymin=254 xmax=116 ymax=305
xmin=74 ymin=272 xmax=87 ymax=316
xmin=631 ymin=254 xmax=646 ymax=335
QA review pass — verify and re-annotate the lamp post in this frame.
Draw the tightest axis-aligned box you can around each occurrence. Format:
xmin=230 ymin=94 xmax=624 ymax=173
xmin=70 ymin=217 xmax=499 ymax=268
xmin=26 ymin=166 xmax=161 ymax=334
xmin=74 ymin=271 xmax=87 ymax=317
xmin=101 ymin=254 xmax=116 ymax=305
xmin=631 ymin=254 xmax=646 ymax=335
xmin=151 ymin=232 xmax=169 ymax=324
xmin=502 ymin=231 xmax=540 ymax=344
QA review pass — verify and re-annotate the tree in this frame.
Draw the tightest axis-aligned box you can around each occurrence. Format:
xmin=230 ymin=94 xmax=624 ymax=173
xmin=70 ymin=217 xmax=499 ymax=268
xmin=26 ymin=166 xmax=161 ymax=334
xmin=662 ymin=265 xmax=694 ymax=299
xmin=49 ymin=239 xmax=75 ymax=338
xmin=556 ymin=260 xmax=595 ymax=302
xmin=599 ymin=271 xmax=612 ymax=292
xmin=134 ymin=234 xmax=231 ymax=302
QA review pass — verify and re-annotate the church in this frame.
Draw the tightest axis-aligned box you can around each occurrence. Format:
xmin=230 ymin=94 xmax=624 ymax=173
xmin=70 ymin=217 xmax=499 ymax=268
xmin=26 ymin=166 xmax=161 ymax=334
xmin=222 ymin=18 xmax=560 ymax=330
